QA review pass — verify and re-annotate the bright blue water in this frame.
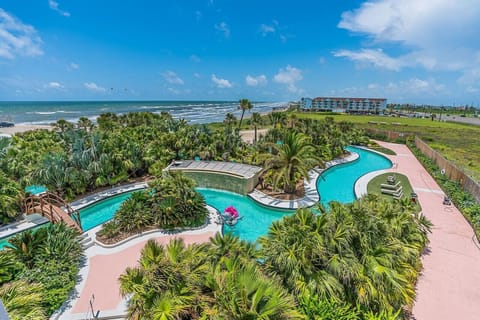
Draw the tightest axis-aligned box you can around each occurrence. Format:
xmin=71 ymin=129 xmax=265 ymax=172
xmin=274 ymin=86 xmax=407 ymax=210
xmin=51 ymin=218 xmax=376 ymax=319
xmin=317 ymin=146 xmax=392 ymax=207
xmin=1 ymin=146 xmax=392 ymax=247
xmin=197 ymin=188 xmax=291 ymax=242
xmin=0 ymin=101 xmax=283 ymax=125
xmin=79 ymin=192 xmax=134 ymax=231
xmin=25 ymin=185 xmax=47 ymax=195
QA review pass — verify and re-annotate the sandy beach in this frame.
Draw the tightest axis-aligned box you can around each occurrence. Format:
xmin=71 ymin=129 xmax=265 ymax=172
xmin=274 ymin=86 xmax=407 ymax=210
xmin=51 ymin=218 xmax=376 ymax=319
xmin=0 ymin=124 xmax=52 ymax=135
xmin=239 ymin=128 xmax=268 ymax=143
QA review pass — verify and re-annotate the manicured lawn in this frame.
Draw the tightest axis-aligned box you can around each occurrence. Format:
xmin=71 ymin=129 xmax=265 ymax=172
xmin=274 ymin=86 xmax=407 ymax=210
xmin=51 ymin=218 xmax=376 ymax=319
xmin=367 ymin=172 xmax=420 ymax=209
xmin=296 ymin=112 xmax=480 ymax=182
xmin=367 ymin=145 xmax=396 ymax=155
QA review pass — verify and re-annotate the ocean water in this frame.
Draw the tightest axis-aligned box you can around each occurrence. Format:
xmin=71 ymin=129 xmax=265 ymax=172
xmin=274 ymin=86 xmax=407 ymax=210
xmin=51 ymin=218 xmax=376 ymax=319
xmin=0 ymin=100 xmax=285 ymax=125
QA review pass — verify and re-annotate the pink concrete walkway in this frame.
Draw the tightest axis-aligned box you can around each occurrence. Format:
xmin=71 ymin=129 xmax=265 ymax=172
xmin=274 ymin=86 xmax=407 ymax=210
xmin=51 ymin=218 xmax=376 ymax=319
xmin=70 ymin=232 xmax=215 ymax=317
xmin=376 ymin=141 xmax=480 ymax=320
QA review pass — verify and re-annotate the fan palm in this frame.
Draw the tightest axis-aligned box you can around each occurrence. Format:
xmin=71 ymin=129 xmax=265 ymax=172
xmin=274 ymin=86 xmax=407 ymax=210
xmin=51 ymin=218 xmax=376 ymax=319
xmin=266 ymin=131 xmax=322 ymax=193
xmin=238 ymin=98 xmax=253 ymax=129
xmin=250 ymin=112 xmax=263 ymax=144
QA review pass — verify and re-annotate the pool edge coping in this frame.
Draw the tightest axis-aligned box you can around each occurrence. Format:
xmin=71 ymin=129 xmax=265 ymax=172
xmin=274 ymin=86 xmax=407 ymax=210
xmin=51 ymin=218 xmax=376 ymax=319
xmin=247 ymin=150 xmax=360 ymax=210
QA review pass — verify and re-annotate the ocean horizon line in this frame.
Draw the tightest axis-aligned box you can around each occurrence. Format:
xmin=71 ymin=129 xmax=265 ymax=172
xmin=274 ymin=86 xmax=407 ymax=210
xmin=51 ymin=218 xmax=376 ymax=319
xmin=0 ymin=100 xmax=287 ymax=126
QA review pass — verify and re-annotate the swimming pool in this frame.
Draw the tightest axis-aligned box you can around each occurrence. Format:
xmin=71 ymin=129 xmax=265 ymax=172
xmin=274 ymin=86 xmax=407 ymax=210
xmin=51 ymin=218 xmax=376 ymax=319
xmin=317 ymin=146 xmax=392 ymax=206
xmin=80 ymin=192 xmax=134 ymax=231
xmin=1 ymin=146 xmax=391 ymax=247
xmin=25 ymin=185 xmax=47 ymax=195
xmin=197 ymin=188 xmax=291 ymax=242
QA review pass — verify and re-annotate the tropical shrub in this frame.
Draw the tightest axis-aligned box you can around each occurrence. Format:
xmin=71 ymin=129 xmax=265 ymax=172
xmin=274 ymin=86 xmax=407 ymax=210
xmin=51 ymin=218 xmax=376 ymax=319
xmin=260 ymin=196 xmax=431 ymax=316
xmin=119 ymin=237 xmax=303 ymax=320
xmin=0 ymin=172 xmax=23 ymax=224
xmin=98 ymin=172 xmax=208 ymax=241
xmin=1 ymin=223 xmax=82 ymax=316
xmin=0 ymin=280 xmax=46 ymax=320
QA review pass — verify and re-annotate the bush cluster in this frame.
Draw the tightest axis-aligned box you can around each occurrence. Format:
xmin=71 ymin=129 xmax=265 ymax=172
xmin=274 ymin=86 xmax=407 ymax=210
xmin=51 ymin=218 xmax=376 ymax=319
xmin=98 ymin=172 xmax=208 ymax=240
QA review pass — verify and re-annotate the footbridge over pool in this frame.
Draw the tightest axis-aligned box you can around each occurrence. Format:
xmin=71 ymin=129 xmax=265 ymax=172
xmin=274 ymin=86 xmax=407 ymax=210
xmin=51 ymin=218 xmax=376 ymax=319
xmin=23 ymin=192 xmax=82 ymax=232
xmin=165 ymin=160 xmax=263 ymax=195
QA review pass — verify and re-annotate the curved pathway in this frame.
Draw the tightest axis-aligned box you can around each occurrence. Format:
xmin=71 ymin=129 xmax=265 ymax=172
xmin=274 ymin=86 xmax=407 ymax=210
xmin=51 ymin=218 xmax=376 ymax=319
xmin=54 ymin=210 xmax=222 ymax=320
xmin=373 ymin=141 xmax=480 ymax=320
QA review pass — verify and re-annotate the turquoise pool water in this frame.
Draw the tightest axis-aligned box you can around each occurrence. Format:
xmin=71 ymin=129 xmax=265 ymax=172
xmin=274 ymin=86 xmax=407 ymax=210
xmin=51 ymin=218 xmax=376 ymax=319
xmin=25 ymin=185 xmax=47 ymax=195
xmin=197 ymin=188 xmax=291 ymax=242
xmin=79 ymin=192 xmax=134 ymax=231
xmin=1 ymin=146 xmax=391 ymax=247
xmin=0 ymin=192 xmax=135 ymax=249
xmin=317 ymin=146 xmax=392 ymax=207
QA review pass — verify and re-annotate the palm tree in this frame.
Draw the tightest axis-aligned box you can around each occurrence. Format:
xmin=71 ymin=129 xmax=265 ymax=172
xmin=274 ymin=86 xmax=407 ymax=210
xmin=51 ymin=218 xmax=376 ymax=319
xmin=238 ymin=98 xmax=253 ymax=129
xmin=260 ymin=197 xmax=430 ymax=314
xmin=32 ymin=152 xmax=72 ymax=197
xmin=209 ymin=259 xmax=304 ymax=319
xmin=77 ymin=116 xmax=94 ymax=132
xmin=53 ymin=119 xmax=74 ymax=133
xmin=119 ymin=239 xmax=208 ymax=319
xmin=266 ymin=131 xmax=321 ymax=194
xmin=250 ymin=112 xmax=263 ymax=144
xmin=224 ymin=113 xmax=237 ymax=134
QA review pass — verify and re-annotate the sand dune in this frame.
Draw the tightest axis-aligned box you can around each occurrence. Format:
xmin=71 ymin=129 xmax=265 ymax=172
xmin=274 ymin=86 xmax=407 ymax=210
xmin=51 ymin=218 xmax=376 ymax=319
xmin=0 ymin=124 xmax=53 ymax=135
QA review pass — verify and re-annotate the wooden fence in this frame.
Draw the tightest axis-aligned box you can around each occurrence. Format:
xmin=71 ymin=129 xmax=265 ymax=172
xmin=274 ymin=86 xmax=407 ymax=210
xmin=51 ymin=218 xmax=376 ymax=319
xmin=364 ymin=128 xmax=480 ymax=203
xmin=414 ymin=136 xmax=480 ymax=203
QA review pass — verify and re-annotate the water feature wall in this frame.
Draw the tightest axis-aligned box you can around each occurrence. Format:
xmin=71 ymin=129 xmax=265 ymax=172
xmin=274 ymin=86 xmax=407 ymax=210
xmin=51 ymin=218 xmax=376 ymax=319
xmin=183 ymin=171 xmax=259 ymax=195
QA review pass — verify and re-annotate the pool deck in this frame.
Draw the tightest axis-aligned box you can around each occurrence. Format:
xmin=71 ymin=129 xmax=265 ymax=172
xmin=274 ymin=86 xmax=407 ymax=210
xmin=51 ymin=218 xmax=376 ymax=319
xmin=248 ymin=151 xmax=359 ymax=209
xmin=53 ymin=206 xmax=222 ymax=320
xmin=0 ymin=183 xmax=148 ymax=243
xmin=70 ymin=182 xmax=148 ymax=211
xmin=0 ymin=215 xmax=48 ymax=240
xmin=370 ymin=141 xmax=480 ymax=320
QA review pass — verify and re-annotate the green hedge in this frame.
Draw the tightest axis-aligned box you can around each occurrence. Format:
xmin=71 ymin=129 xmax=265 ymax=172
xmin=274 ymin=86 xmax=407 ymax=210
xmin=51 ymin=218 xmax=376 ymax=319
xmin=408 ymin=140 xmax=480 ymax=238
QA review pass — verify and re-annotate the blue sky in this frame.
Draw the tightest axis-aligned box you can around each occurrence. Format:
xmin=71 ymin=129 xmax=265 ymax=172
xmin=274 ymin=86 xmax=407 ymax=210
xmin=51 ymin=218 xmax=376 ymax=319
xmin=0 ymin=0 xmax=479 ymax=105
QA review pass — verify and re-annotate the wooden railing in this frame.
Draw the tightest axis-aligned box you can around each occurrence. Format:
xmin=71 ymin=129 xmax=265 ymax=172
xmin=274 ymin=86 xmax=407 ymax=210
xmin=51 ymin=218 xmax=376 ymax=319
xmin=23 ymin=192 xmax=82 ymax=232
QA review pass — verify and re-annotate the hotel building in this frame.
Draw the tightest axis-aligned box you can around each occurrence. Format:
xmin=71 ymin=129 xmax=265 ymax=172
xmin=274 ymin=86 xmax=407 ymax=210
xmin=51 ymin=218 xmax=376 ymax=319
xmin=300 ymin=97 xmax=387 ymax=114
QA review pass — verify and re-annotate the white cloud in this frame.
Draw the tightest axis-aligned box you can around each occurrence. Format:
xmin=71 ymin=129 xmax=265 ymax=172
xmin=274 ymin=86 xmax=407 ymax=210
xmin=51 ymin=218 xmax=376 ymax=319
xmin=45 ymin=81 xmax=63 ymax=89
xmin=334 ymin=48 xmax=403 ymax=71
xmin=67 ymin=62 xmax=79 ymax=71
xmin=337 ymin=0 xmax=480 ymax=77
xmin=368 ymin=78 xmax=445 ymax=95
xmin=245 ymin=74 xmax=267 ymax=87
xmin=0 ymin=8 xmax=43 ymax=59
xmin=260 ymin=24 xmax=275 ymax=36
xmin=211 ymin=74 xmax=232 ymax=88
xmin=193 ymin=73 xmax=201 ymax=78
xmin=466 ymin=86 xmax=479 ymax=93
xmin=189 ymin=54 xmax=200 ymax=63
xmin=273 ymin=65 xmax=303 ymax=93
xmin=214 ymin=22 xmax=230 ymax=38
xmin=162 ymin=71 xmax=184 ymax=85
xmin=318 ymin=57 xmax=326 ymax=64
xmin=167 ymin=87 xmax=180 ymax=94
xmin=48 ymin=0 xmax=70 ymax=17
xmin=84 ymin=82 xmax=106 ymax=92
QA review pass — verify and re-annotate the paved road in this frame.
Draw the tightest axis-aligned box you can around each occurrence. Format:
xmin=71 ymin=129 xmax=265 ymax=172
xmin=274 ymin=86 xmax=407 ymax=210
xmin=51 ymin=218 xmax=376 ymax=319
xmin=443 ymin=115 xmax=480 ymax=126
